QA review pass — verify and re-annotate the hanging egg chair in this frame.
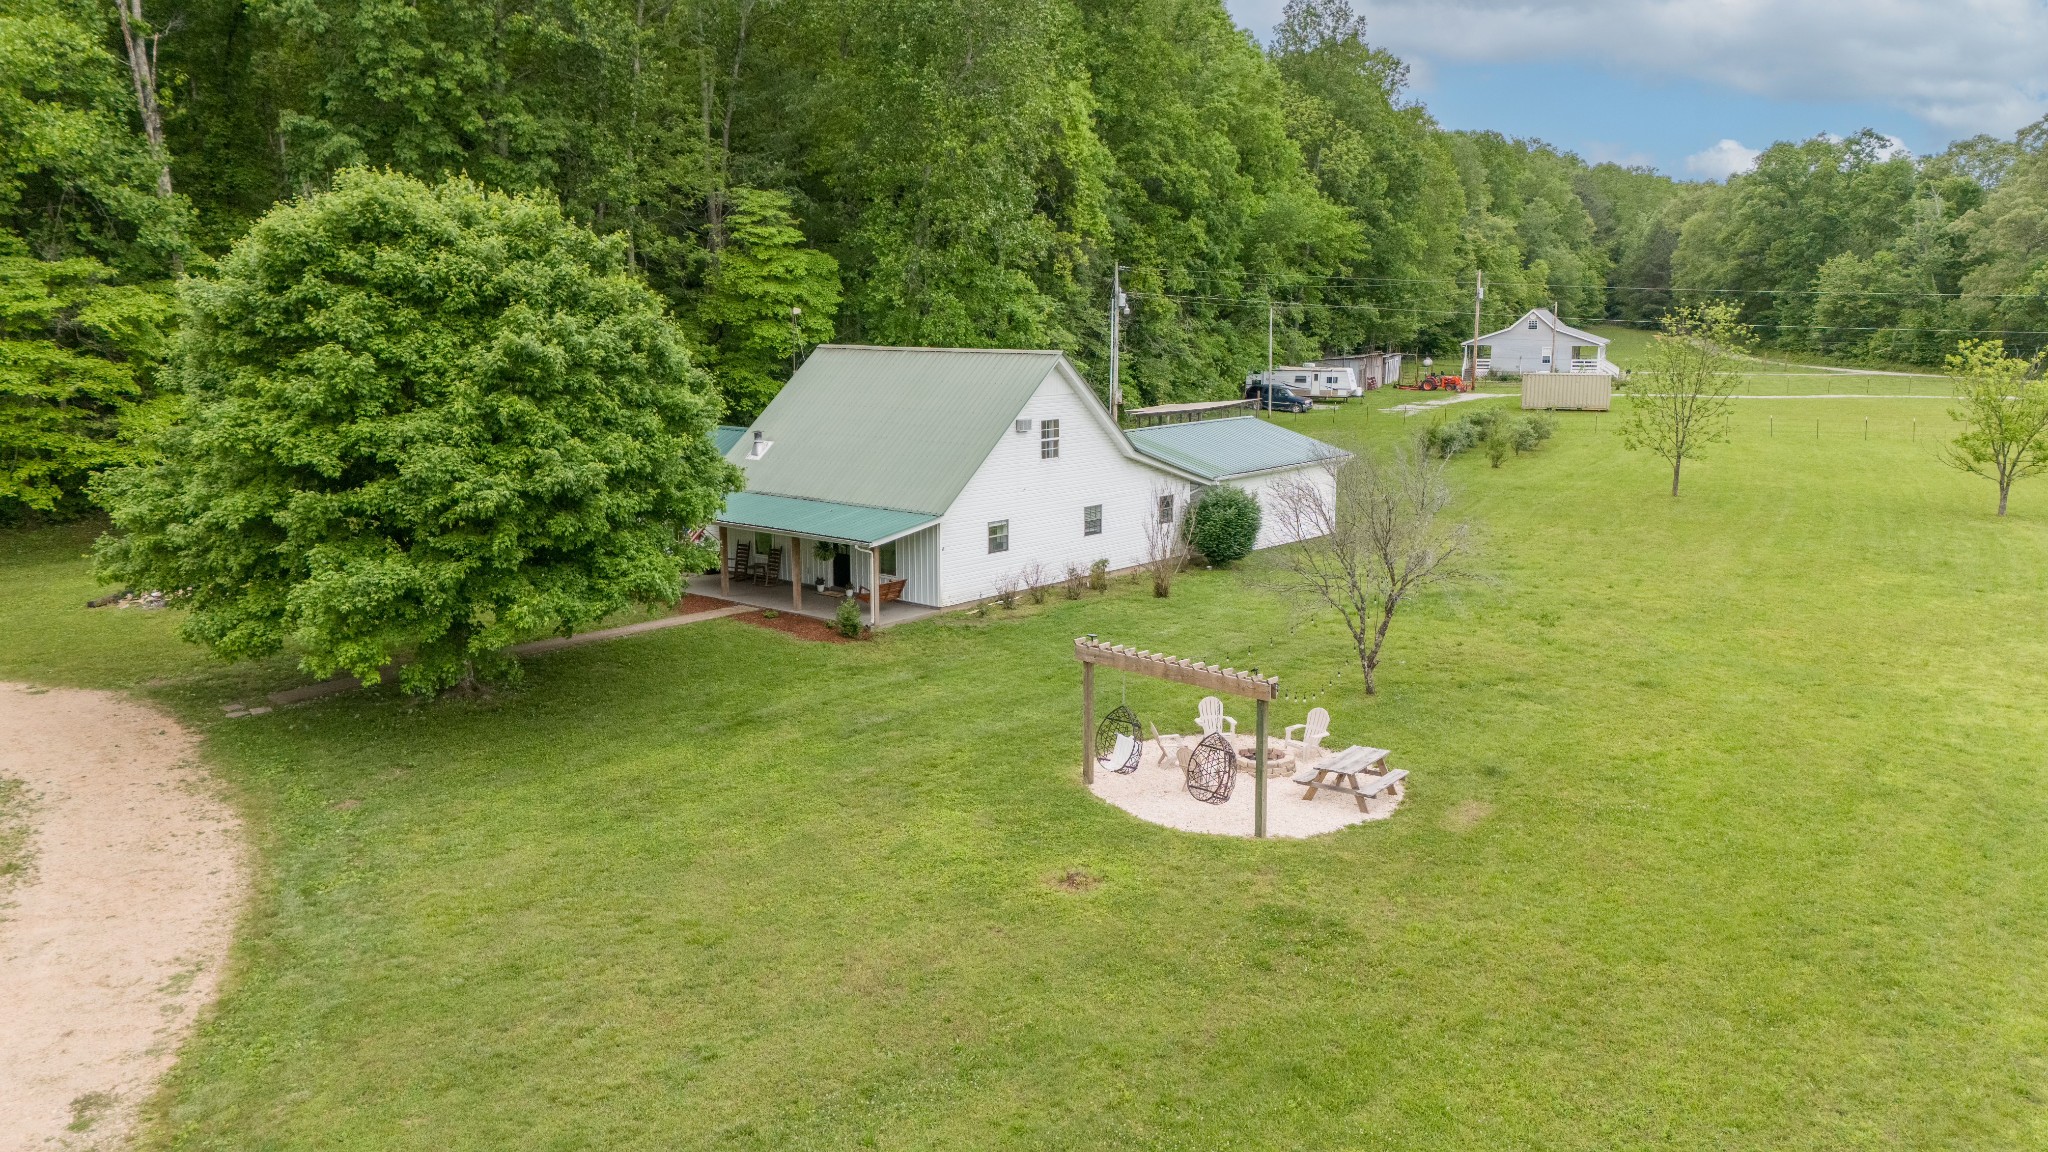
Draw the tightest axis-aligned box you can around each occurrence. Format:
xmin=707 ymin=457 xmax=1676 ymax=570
xmin=1095 ymin=704 xmax=1142 ymax=774
xmin=1184 ymin=732 xmax=1237 ymax=805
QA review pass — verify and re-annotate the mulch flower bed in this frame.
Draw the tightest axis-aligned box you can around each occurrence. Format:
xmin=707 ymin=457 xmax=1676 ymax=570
xmin=677 ymin=594 xmax=857 ymax=644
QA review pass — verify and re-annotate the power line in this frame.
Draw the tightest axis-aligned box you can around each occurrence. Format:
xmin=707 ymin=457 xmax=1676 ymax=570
xmin=1122 ymin=264 xmax=2048 ymax=301
xmin=1126 ymin=288 xmax=2048 ymax=337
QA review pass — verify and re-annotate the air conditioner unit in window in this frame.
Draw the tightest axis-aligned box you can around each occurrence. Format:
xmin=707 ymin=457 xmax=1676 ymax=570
xmin=1015 ymin=419 xmax=1032 ymax=434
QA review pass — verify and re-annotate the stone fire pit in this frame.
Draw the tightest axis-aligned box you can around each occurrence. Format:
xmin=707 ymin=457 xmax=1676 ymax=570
xmin=1229 ymin=734 xmax=1296 ymax=777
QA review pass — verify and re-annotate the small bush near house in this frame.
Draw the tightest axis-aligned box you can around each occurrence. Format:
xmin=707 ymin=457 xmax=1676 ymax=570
xmin=1088 ymin=558 xmax=1109 ymax=592
xmin=834 ymin=596 xmax=863 ymax=639
xmin=1185 ymin=486 xmax=1261 ymax=565
xmin=1062 ymin=563 xmax=1086 ymax=600
xmin=1020 ymin=562 xmax=1048 ymax=605
xmin=993 ymin=575 xmax=1020 ymax=609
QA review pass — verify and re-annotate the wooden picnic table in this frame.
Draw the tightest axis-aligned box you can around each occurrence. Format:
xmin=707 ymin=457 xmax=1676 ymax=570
xmin=1293 ymin=745 xmax=1406 ymax=812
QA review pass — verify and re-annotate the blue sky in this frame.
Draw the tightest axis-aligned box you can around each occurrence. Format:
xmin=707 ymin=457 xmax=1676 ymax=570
xmin=1224 ymin=0 xmax=2048 ymax=179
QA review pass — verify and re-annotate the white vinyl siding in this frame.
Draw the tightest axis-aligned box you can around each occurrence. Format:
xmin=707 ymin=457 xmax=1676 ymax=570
xmin=1231 ymin=464 xmax=1339 ymax=551
xmin=1468 ymin=311 xmax=1615 ymax=377
xmin=938 ymin=367 xmax=1191 ymax=605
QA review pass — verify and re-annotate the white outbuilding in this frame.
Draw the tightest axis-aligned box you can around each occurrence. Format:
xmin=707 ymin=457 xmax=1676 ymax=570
xmin=1462 ymin=309 xmax=1618 ymax=377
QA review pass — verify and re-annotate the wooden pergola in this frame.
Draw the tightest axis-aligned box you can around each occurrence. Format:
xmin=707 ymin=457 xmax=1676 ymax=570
xmin=1075 ymin=637 xmax=1282 ymax=838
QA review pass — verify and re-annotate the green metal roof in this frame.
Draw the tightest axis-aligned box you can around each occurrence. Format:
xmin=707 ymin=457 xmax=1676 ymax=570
xmin=718 ymin=491 xmax=937 ymax=545
xmin=712 ymin=424 xmax=748 ymax=454
xmin=1124 ymin=416 xmax=1348 ymax=481
xmin=725 ymin=345 xmax=1066 ymax=515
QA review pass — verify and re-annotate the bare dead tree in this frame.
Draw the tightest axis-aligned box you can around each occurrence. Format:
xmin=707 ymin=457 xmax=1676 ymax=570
xmin=1266 ymin=444 xmax=1471 ymax=695
xmin=1142 ymin=484 xmax=1187 ymax=597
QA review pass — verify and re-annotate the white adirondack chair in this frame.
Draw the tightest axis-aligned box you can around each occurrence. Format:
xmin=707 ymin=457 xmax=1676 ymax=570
xmin=1284 ymin=707 xmax=1331 ymax=758
xmin=1196 ymin=696 xmax=1237 ymax=736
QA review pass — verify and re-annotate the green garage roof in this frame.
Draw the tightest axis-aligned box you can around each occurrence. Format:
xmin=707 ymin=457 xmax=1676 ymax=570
xmin=1124 ymin=416 xmax=1348 ymax=481
xmin=719 ymin=491 xmax=937 ymax=545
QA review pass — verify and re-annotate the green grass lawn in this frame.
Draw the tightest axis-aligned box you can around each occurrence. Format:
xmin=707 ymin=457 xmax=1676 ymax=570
xmin=6 ymin=396 xmax=2048 ymax=1149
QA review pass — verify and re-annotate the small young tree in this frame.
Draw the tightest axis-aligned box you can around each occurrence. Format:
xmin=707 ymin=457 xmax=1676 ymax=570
xmin=1942 ymin=339 xmax=2048 ymax=515
xmin=1619 ymin=302 xmax=1753 ymax=495
xmin=91 ymin=170 xmax=741 ymax=695
xmin=1142 ymin=486 xmax=1187 ymax=597
xmin=1266 ymin=446 xmax=1470 ymax=695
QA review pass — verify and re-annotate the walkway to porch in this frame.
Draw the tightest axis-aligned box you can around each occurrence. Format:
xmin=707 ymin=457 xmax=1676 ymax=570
xmin=683 ymin=574 xmax=941 ymax=630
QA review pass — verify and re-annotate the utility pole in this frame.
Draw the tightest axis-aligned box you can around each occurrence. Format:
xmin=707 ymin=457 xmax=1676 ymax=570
xmin=1469 ymin=273 xmax=1486 ymax=378
xmin=1550 ymin=298 xmax=1558 ymax=372
xmin=790 ymin=305 xmax=803 ymax=375
xmin=1109 ymin=264 xmax=1123 ymax=420
xmin=1267 ymin=299 xmax=1275 ymax=413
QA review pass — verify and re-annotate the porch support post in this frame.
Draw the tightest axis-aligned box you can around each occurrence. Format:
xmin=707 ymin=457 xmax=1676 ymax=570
xmin=1081 ymin=659 xmax=1096 ymax=785
xmin=718 ymin=524 xmax=730 ymax=595
xmin=790 ymin=536 xmax=802 ymax=610
xmin=870 ymin=546 xmax=880 ymax=629
xmin=1254 ymin=697 xmax=1269 ymax=839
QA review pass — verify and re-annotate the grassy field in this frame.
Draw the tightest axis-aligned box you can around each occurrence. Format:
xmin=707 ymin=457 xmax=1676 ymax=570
xmin=5 ymin=394 xmax=2048 ymax=1149
xmin=1586 ymin=324 xmax=1952 ymax=397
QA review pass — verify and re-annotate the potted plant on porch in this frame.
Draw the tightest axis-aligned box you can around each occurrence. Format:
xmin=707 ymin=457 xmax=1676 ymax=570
xmin=812 ymin=540 xmax=835 ymax=592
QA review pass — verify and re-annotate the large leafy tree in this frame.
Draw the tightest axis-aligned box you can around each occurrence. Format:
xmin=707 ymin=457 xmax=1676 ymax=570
xmin=693 ymin=187 xmax=839 ymax=418
xmin=0 ymin=249 xmax=171 ymax=519
xmin=0 ymin=0 xmax=190 ymax=272
xmin=92 ymin=169 xmax=740 ymax=694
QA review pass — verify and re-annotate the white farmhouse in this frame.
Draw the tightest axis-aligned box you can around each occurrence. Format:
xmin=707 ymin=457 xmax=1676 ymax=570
xmin=1462 ymin=308 xmax=1618 ymax=377
xmin=700 ymin=345 xmax=1346 ymax=625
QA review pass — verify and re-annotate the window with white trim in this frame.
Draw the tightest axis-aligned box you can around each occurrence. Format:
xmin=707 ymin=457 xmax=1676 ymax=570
xmin=988 ymin=520 xmax=1009 ymax=553
xmin=1157 ymin=494 xmax=1174 ymax=525
xmin=1040 ymin=419 xmax=1060 ymax=458
xmin=1083 ymin=504 xmax=1102 ymax=536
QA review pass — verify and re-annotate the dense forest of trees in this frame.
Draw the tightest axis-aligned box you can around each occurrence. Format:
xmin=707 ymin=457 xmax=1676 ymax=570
xmin=9 ymin=0 xmax=2048 ymax=520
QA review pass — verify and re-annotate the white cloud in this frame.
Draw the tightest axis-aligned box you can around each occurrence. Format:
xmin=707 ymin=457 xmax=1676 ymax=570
xmin=1354 ymin=1 xmax=2048 ymax=140
xmin=1684 ymin=139 xmax=1761 ymax=179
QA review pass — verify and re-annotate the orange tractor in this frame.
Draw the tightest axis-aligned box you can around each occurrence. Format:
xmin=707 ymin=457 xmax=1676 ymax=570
xmin=1395 ymin=372 xmax=1470 ymax=393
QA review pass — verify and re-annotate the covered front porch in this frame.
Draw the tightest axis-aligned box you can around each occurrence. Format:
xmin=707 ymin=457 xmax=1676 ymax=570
xmin=711 ymin=491 xmax=941 ymax=630
xmin=683 ymin=573 xmax=940 ymax=628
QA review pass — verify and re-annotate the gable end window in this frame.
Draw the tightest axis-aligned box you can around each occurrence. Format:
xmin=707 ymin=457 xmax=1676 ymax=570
xmin=988 ymin=520 xmax=1009 ymax=553
xmin=1040 ymin=419 xmax=1060 ymax=459
xmin=1527 ymin=320 xmax=1539 ymax=329
xmin=1083 ymin=504 xmax=1102 ymax=536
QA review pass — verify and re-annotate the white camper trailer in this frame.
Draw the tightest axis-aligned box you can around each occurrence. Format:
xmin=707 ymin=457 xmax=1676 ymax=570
xmin=1246 ymin=364 xmax=1361 ymax=399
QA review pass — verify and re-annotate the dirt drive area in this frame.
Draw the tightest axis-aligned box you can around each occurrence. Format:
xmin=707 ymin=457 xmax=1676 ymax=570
xmin=0 ymin=685 xmax=245 ymax=1150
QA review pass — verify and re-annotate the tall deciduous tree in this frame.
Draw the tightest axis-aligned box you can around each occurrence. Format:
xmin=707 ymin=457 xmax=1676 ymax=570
xmin=0 ymin=0 xmax=189 ymax=272
xmin=92 ymin=170 xmax=740 ymax=694
xmin=1620 ymin=302 xmax=1752 ymax=496
xmin=1266 ymin=445 xmax=1468 ymax=695
xmin=0 ymin=250 xmax=171 ymax=519
xmin=1941 ymin=339 xmax=2048 ymax=516
xmin=693 ymin=187 xmax=838 ymax=417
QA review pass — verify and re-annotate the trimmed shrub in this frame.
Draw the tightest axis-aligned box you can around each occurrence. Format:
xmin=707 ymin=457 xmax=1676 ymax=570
xmin=834 ymin=597 xmax=863 ymax=638
xmin=1185 ymin=485 xmax=1262 ymax=565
